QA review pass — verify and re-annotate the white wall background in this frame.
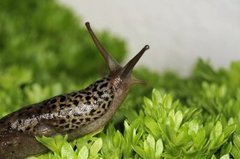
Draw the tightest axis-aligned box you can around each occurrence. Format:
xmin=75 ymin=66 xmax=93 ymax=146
xmin=58 ymin=0 xmax=240 ymax=75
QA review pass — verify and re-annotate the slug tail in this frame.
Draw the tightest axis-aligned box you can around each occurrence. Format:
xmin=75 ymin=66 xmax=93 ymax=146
xmin=85 ymin=22 xmax=121 ymax=72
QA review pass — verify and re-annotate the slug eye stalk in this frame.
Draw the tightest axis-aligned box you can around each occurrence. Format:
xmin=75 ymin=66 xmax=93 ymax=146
xmin=85 ymin=22 xmax=149 ymax=84
xmin=85 ymin=22 xmax=121 ymax=72
xmin=121 ymin=45 xmax=149 ymax=79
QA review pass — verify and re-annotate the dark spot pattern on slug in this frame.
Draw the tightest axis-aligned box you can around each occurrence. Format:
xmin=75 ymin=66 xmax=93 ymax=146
xmin=50 ymin=98 xmax=57 ymax=104
xmin=72 ymin=119 xmax=77 ymax=123
xmin=51 ymin=104 xmax=57 ymax=110
xmin=60 ymin=104 xmax=65 ymax=109
xmin=93 ymin=117 xmax=98 ymax=120
xmin=85 ymin=118 xmax=91 ymax=122
xmin=93 ymin=96 xmax=98 ymax=101
xmin=60 ymin=96 xmax=66 ymax=102
xmin=73 ymin=100 xmax=79 ymax=106
xmin=97 ymin=91 xmax=103 ymax=96
xmin=71 ymin=92 xmax=77 ymax=96
xmin=59 ymin=119 xmax=65 ymax=124
xmin=64 ymin=124 xmax=70 ymax=129
xmin=85 ymin=96 xmax=91 ymax=101
xmin=43 ymin=77 xmax=115 ymax=131
xmin=0 ymin=77 xmax=114 ymax=134
xmin=95 ymin=110 xmax=102 ymax=115
xmin=99 ymin=82 xmax=108 ymax=90
xmin=75 ymin=94 xmax=83 ymax=99
xmin=89 ymin=109 xmax=95 ymax=116
xmin=92 ymin=86 xmax=97 ymax=92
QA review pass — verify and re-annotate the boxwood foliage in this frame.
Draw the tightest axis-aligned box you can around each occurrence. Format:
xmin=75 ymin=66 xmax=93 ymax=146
xmin=1 ymin=0 xmax=240 ymax=159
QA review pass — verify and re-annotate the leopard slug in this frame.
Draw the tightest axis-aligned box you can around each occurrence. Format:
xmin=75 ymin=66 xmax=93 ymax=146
xmin=0 ymin=22 xmax=149 ymax=159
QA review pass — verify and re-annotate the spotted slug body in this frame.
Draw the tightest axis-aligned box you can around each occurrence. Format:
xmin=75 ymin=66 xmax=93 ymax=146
xmin=0 ymin=22 xmax=149 ymax=159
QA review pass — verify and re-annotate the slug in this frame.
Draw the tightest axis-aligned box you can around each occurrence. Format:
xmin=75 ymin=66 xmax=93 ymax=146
xmin=0 ymin=22 xmax=149 ymax=159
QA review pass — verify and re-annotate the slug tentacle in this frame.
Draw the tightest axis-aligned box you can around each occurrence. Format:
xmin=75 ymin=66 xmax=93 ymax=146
xmin=0 ymin=22 xmax=149 ymax=159
xmin=120 ymin=45 xmax=149 ymax=85
xmin=85 ymin=22 xmax=121 ymax=72
xmin=121 ymin=45 xmax=149 ymax=78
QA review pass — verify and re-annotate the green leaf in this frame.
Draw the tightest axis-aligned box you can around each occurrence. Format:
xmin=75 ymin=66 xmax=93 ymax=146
xmin=89 ymin=138 xmax=102 ymax=158
xmin=193 ymin=128 xmax=206 ymax=149
xmin=155 ymin=138 xmax=163 ymax=158
xmin=36 ymin=135 xmax=68 ymax=154
xmin=132 ymin=145 xmax=146 ymax=158
xmin=174 ymin=110 xmax=183 ymax=131
xmin=152 ymin=88 xmax=161 ymax=106
xmin=220 ymin=154 xmax=230 ymax=159
xmin=146 ymin=134 xmax=155 ymax=150
xmin=210 ymin=121 xmax=222 ymax=140
xmin=61 ymin=142 xmax=74 ymax=159
xmin=78 ymin=146 xmax=89 ymax=159
xmin=144 ymin=116 xmax=161 ymax=138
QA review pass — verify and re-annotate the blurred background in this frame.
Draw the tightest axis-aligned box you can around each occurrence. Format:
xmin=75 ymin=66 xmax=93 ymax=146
xmin=59 ymin=0 xmax=240 ymax=75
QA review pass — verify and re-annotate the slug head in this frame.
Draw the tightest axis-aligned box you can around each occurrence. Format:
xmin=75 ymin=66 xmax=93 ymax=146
xmin=85 ymin=22 xmax=149 ymax=95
